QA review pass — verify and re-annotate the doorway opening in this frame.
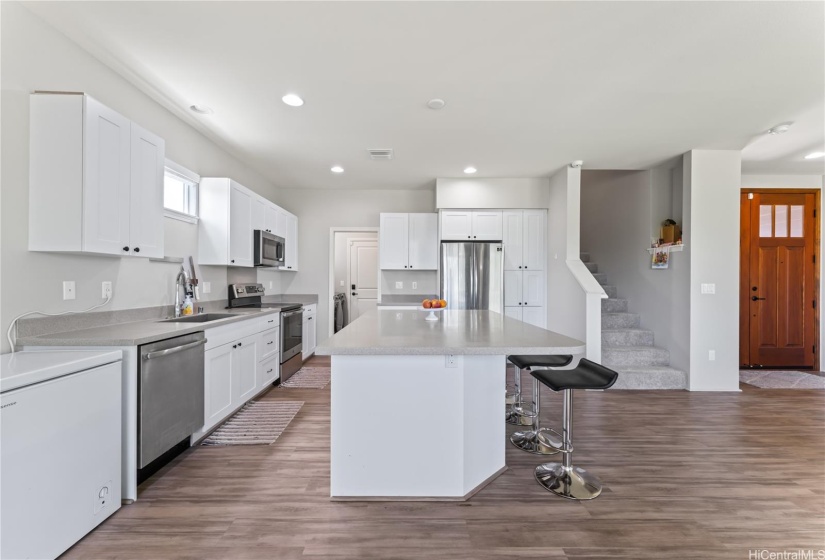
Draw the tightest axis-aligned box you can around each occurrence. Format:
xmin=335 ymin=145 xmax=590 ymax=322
xmin=328 ymin=228 xmax=379 ymax=339
xmin=740 ymin=189 xmax=820 ymax=370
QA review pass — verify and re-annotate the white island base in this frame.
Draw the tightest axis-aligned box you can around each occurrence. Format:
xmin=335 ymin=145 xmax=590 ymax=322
xmin=331 ymin=354 xmax=507 ymax=500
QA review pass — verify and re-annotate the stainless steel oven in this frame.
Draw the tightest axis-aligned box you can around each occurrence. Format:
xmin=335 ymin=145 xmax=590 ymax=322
xmin=280 ymin=306 xmax=303 ymax=382
xmin=254 ymin=230 xmax=285 ymax=267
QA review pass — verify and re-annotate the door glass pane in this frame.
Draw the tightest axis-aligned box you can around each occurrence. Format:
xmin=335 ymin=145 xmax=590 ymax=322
xmin=774 ymin=205 xmax=788 ymax=237
xmin=790 ymin=205 xmax=804 ymax=237
xmin=759 ymin=205 xmax=772 ymax=237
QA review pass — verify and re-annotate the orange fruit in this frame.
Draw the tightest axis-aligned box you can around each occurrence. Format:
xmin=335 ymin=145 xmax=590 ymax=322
xmin=439 ymin=299 xmax=447 ymax=308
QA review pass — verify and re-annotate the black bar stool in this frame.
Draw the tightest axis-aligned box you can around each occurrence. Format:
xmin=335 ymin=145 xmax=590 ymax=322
xmin=506 ymin=354 xmax=573 ymax=453
xmin=531 ymin=359 xmax=619 ymax=500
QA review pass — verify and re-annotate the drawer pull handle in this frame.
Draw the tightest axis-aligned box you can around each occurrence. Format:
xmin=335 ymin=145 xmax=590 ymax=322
xmin=267 ymin=369 xmax=273 ymax=373
xmin=267 ymin=341 xmax=274 ymax=345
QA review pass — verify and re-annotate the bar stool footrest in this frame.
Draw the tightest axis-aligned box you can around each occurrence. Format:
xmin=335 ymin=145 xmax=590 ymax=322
xmin=509 ymin=429 xmax=561 ymax=455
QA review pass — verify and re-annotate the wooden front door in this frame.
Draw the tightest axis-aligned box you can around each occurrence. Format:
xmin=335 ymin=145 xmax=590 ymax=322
xmin=740 ymin=191 xmax=819 ymax=368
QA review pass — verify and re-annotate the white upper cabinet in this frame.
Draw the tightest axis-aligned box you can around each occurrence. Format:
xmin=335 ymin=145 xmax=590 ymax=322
xmin=282 ymin=212 xmax=298 ymax=271
xmin=471 ymin=211 xmax=503 ymax=240
xmin=29 ymin=93 xmax=164 ymax=257
xmin=200 ymin=179 xmax=296 ymax=268
xmin=408 ymin=213 xmax=438 ymax=269
xmin=264 ymin=205 xmax=279 ymax=235
xmin=502 ymin=211 xmax=524 ymax=271
xmin=503 ymin=210 xmax=546 ymax=271
xmin=128 ymin=123 xmax=165 ymax=258
xmin=228 ymin=185 xmax=253 ymax=267
xmin=379 ymin=213 xmax=409 ymax=270
xmin=379 ymin=213 xmax=437 ymax=270
xmin=440 ymin=211 xmax=502 ymax=241
xmin=252 ymin=197 xmax=266 ymax=232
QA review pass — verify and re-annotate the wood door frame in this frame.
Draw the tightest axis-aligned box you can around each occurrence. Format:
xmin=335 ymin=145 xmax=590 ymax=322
xmin=740 ymin=188 xmax=821 ymax=370
xmin=327 ymin=227 xmax=379 ymax=339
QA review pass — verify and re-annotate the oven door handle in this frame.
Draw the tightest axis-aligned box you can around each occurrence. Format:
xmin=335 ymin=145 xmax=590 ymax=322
xmin=144 ymin=338 xmax=207 ymax=360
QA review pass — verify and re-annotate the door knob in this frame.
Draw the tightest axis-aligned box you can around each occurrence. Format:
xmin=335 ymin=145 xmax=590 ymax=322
xmin=752 ymin=296 xmax=766 ymax=301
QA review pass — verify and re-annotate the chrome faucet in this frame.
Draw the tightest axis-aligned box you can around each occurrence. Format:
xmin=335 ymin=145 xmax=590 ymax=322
xmin=175 ymin=267 xmax=190 ymax=318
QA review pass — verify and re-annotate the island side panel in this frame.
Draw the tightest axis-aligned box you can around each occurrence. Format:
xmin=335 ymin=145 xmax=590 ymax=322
xmin=331 ymin=355 xmax=467 ymax=498
xmin=461 ymin=354 xmax=507 ymax=495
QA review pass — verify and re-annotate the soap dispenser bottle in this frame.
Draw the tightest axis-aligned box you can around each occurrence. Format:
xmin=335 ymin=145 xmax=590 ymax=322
xmin=182 ymin=293 xmax=194 ymax=316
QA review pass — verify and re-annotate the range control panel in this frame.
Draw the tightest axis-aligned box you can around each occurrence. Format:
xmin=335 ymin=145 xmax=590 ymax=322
xmin=229 ymin=283 xmax=265 ymax=299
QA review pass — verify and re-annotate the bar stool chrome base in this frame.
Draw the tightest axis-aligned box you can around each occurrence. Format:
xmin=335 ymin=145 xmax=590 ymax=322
xmin=505 ymin=404 xmax=534 ymax=426
xmin=535 ymin=463 xmax=603 ymax=500
xmin=510 ymin=428 xmax=562 ymax=455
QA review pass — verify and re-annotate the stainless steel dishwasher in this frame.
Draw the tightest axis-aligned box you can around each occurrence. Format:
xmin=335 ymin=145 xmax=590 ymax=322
xmin=138 ymin=332 xmax=206 ymax=468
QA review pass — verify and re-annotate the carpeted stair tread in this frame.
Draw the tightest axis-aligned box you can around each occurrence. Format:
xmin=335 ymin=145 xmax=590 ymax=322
xmin=602 ymin=345 xmax=671 ymax=366
xmin=609 ymin=366 xmax=687 ymax=390
xmin=602 ymin=328 xmax=655 ymax=347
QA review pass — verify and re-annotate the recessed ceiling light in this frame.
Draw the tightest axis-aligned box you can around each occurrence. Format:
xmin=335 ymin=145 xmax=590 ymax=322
xmin=331 ymin=165 xmax=344 ymax=173
xmin=804 ymin=151 xmax=825 ymax=159
xmin=767 ymin=123 xmax=792 ymax=135
xmin=282 ymin=94 xmax=304 ymax=107
xmin=189 ymin=104 xmax=213 ymax=115
xmin=463 ymin=166 xmax=477 ymax=174
xmin=427 ymin=98 xmax=446 ymax=110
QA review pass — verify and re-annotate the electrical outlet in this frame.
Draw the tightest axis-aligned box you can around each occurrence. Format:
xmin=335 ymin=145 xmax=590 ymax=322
xmin=101 ymin=281 xmax=112 ymax=299
xmin=395 ymin=281 xmax=403 ymax=289
xmin=708 ymin=349 xmax=716 ymax=361
xmin=94 ymin=482 xmax=112 ymax=514
xmin=202 ymin=281 xmax=211 ymax=294
xmin=700 ymin=283 xmax=716 ymax=295
xmin=412 ymin=282 xmax=418 ymax=290
xmin=62 ymin=281 xmax=76 ymax=300
xmin=339 ymin=280 xmax=344 ymax=287
xmin=445 ymin=355 xmax=458 ymax=368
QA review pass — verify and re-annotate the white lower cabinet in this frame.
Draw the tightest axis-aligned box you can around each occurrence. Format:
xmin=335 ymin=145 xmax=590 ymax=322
xmin=196 ymin=315 xmax=281 ymax=440
xmin=234 ymin=334 xmax=259 ymax=405
xmin=504 ymin=270 xmax=546 ymax=328
xmin=302 ymin=304 xmax=317 ymax=360
xmin=203 ymin=344 xmax=234 ymax=430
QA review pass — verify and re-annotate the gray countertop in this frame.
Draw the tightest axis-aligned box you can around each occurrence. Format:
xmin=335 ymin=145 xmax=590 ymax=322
xmin=17 ymin=308 xmax=281 ymax=347
xmin=316 ymin=309 xmax=586 ymax=356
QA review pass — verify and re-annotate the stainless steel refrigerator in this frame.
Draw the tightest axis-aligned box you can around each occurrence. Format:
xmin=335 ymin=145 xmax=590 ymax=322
xmin=440 ymin=242 xmax=504 ymax=312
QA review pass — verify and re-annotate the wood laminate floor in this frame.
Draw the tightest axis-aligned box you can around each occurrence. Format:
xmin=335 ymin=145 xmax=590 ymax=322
xmin=63 ymin=356 xmax=825 ymax=560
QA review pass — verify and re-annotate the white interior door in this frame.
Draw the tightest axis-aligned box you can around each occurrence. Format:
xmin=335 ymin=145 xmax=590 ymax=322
xmin=348 ymin=240 xmax=379 ymax=321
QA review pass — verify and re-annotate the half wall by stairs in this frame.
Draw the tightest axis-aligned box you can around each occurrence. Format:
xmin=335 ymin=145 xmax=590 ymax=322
xmin=581 ymin=252 xmax=687 ymax=390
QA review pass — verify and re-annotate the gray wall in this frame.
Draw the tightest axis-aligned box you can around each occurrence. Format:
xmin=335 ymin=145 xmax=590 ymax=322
xmin=1 ymin=3 xmax=278 ymax=352
xmin=581 ymin=167 xmax=690 ymax=373
xmin=275 ymin=188 xmax=436 ymax=341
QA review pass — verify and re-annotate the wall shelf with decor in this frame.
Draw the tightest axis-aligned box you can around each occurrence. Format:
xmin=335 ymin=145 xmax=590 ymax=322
xmin=646 ymin=245 xmax=685 ymax=254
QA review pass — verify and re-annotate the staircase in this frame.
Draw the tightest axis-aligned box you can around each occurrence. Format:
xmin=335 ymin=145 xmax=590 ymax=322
xmin=581 ymin=252 xmax=687 ymax=390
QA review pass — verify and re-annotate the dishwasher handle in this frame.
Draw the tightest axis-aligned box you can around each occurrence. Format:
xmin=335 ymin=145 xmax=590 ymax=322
xmin=144 ymin=338 xmax=207 ymax=360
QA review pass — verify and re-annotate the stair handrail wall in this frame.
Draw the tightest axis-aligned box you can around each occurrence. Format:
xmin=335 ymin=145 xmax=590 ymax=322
xmin=569 ymin=259 xmax=607 ymax=362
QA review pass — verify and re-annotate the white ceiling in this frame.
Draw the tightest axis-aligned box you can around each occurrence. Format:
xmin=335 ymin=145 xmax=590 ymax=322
xmin=23 ymin=1 xmax=825 ymax=189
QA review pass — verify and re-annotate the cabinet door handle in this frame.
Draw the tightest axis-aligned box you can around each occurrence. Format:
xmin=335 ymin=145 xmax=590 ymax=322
xmin=308 ymin=317 xmax=313 ymax=321
xmin=268 ymin=319 xmax=275 ymax=323
xmin=231 ymin=259 xmax=235 ymax=263
xmin=123 ymin=246 xmax=130 ymax=252
xmin=238 ymin=341 xmax=243 ymax=346
xmin=233 ymin=344 xmax=237 ymax=349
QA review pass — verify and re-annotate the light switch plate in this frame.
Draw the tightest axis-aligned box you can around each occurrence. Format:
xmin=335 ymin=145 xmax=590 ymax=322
xmin=708 ymin=349 xmax=716 ymax=361
xmin=62 ymin=281 xmax=75 ymax=300
xmin=395 ymin=282 xmax=403 ymax=289
xmin=700 ymin=283 xmax=716 ymax=295
xmin=202 ymin=281 xmax=211 ymax=294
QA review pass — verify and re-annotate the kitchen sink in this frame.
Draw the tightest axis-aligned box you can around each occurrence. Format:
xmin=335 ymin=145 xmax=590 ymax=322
xmin=162 ymin=313 xmax=238 ymax=323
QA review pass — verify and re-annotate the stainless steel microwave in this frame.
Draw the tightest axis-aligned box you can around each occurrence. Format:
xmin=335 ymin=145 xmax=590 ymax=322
xmin=254 ymin=230 xmax=285 ymax=267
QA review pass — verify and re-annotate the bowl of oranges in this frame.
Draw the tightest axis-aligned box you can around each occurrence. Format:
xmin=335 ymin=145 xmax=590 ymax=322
xmin=422 ymin=298 xmax=448 ymax=321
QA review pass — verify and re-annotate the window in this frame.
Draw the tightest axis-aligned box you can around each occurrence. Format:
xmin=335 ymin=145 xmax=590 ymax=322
xmin=163 ymin=160 xmax=199 ymax=222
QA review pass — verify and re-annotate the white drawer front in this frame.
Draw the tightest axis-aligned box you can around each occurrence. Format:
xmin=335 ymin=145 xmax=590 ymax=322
xmin=258 ymin=327 xmax=280 ymax=362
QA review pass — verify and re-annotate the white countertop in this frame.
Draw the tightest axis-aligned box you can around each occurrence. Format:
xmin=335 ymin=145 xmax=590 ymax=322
xmin=0 ymin=350 xmax=123 ymax=393
xmin=316 ymin=309 xmax=585 ymax=356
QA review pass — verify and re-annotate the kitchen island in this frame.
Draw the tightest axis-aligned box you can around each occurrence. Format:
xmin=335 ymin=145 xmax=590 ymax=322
xmin=316 ymin=308 xmax=585 ymax=500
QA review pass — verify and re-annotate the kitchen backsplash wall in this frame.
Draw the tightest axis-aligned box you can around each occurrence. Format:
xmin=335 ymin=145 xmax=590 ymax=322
xmin=0 ymin=3 xmax=280 ymax=352
xmin=381 ymin=270 xmax=438 ymax=296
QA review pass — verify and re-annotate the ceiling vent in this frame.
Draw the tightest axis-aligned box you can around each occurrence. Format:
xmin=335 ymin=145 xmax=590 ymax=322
xmin=368 ymin=149 xmax=393 ymax=160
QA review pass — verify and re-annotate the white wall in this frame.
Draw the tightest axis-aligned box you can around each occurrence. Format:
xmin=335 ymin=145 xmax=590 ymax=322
xmin=546 ymin=166 xmax=604 ymax=359
xmin=275 ymin=188 xmax=435 ymax=341
xmin=436 ymin=178 xmax=550 ymax=209
xmin=685 ymin=150 xmax=742 ymax=391
xmin=741 ymin=173 xmax=825 ymax=368
xmin=0 ymin=3 xmax=280 ymax=351
xmin=580 ymin=167 xmax=691 ymax=372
